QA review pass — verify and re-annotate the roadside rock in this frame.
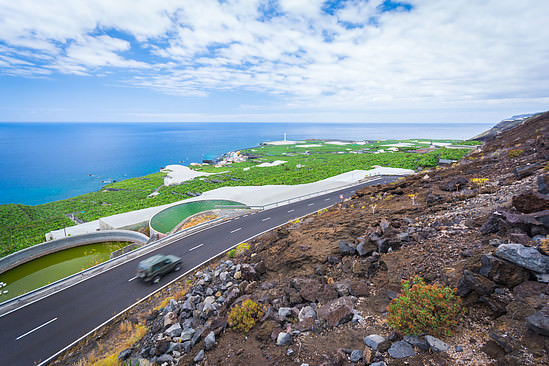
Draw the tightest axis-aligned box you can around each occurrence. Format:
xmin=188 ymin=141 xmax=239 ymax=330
xmin=495 ymin=243 xmax=549 ymax=273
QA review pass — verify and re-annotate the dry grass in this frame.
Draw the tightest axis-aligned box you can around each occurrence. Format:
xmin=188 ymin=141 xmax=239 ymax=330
xmin=154 ymin=296 xmax=174 ymax=311
xmin=71 ymin=322 xmax=147 ymax=366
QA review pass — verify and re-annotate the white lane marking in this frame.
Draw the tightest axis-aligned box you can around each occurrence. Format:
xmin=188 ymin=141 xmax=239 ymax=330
xmin=189 ymin=243 xmax=204 ymax=251
xmin=288 ymin=209 xmax=295 ymax=213
xmin=128 ymin=276 xmax=137 ymax=282
xmin=16 ymin=317 xmax=58 ymax=340
xmin=325 ymin=198 xmax=331 ymax=201
xmin=307 ymin=203 xmax=315 ymax=206
xmin=230 ymin=228 xmax=242 ymax=233
xmin=261 ymin=217 xmax=271 ymax=222
xmin=234 ymin=217 xmax=240 ymax=220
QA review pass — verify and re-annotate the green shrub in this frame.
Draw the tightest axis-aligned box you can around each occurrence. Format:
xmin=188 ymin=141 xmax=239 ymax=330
xmin=387 ymin=276 xmax=462 ymax=336
xmin=227 ymin=249 xmax=236 ymax=258
xmin=228 ymin=299 xmax=265 ymax=332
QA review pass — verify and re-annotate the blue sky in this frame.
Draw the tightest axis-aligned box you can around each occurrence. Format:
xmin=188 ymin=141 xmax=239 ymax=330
xmin=0 ymin=0 xmax=547 ymax=123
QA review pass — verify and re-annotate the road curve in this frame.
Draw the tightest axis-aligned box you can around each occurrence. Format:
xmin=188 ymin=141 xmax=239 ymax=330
xmin=0 ymin=176 xmax=399 ymax=366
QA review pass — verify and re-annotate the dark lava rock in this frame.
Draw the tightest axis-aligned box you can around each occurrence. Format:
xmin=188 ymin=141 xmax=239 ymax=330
xmin=117 ymin=348 xmax=132 ymax=361
xmin=425 ymin=335 xmax=450 ymax=352
xmin=513 ymin=191 xmax=549 ymax=213
xmin=388 ymin=341 xmax=415 ymax=359
xmin=439 ymin=176 xmax=468 ymax=192
xmin=339 ymin=240 xmax=357 ymax=255
xmin=479 ymin=254 xmax=529 ymax=287
xmin=538 ymin=174 xmax=549 ymax=194
xmin=316 ymin=296 xmax=356 ymax=327
xmin=403 ymin=335 xmax=429 ymax=351
xmin=526 ymin=305 xmax=549 ymax=336
xmin=240 ymin=264 xmax=259 ymax=281
xmin=463 ymin=269 xmax=496 ymax=296
xmin=495 ymin=243 xmax=549 ymax=273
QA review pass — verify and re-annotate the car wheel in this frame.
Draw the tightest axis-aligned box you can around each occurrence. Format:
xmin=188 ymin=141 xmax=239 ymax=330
xmin=174 ymin=264 xmax=181 ymax=272
xmin=152 ymin=275 xmax=161 ymax=284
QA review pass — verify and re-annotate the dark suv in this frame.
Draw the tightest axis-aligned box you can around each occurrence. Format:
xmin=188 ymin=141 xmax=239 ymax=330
xmin=136 ymin=254 xmax=182 ymax=283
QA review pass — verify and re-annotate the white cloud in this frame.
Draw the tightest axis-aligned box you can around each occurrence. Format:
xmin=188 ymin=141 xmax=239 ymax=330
xmin=0 ymin=0 xmax=548 ymax=118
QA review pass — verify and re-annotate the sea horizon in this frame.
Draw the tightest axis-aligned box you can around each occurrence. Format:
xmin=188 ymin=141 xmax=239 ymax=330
xmin=0 ymin=121 xmax=494 ymax=206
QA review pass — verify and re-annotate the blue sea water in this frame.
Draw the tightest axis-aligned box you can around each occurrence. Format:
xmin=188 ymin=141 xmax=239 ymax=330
xmin=0 ymin=122 xmax=493 ymax=205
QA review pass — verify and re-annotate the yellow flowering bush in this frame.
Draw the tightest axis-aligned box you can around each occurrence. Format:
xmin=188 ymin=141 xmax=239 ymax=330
xmin=387 ymin=276 xmax=462 ymax=336
xmin=228 ymin=299 xmax=265 ymax=332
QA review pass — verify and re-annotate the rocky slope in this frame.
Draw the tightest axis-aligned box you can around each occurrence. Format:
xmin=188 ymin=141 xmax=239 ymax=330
xmin=60 ymin=112 xmax=549 ymax=366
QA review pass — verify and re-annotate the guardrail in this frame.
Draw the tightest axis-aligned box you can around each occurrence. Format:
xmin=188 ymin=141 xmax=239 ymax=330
xmin=0 ymin=230 xmax=150 ymax=275
xmin=0 ymin=218 xmax=230 ymax=315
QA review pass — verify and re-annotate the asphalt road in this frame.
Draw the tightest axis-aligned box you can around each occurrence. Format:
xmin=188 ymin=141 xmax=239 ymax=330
xmin=0 ymin=176 xmax=399 ymax=366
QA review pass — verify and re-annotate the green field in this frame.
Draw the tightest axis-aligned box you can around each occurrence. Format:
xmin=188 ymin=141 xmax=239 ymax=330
xmin=0 ymin=139 xmax=472 ymax=257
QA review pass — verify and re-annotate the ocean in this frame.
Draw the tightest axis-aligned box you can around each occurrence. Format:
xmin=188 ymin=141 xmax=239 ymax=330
xmin=0 ymin=122 xmax=493 ymax=206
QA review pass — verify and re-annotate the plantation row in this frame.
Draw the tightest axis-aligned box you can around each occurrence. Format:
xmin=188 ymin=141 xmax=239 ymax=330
xmin=0 ymin=140 xmax=473 ymax=257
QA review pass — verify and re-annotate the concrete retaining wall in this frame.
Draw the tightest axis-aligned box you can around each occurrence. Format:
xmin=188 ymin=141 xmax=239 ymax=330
xmin=0 ymin=230 xmax=149 ymax=275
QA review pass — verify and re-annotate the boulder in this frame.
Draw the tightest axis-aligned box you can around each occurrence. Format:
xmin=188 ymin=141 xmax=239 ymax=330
xmin=204 ymin=331 xmax=216 ymax=350
xmin=278 ymin=307 xmax=293 ymax=320
xmin=364 ymin=334 xmax=386 ymax=351
xmin=276 ymin=332 xmax=293 ymax=346
xmin=479 ymin=254 xmax=529 ymax=287
xmin=463 ymin=270 xmax=495 ymax=296
xmin=193 ymin=349 xmax=205 ymax=362
xmin=513 ymin=192 xmax=549 ymax=213
xmin=117 ymin=348 xmax=132 ymax=361
xmin=165 ymin=323 xmax=182 ymax=338
xmin=356 ymin=239 xmax=376 ymax=256
xmin=350 ymin=349 xmax=363 ymax=362
xmin=317 ymin=296 xmax=356 ymax=327
xmin=495 ymin=243 xmax=549 ymax=273
xmin=526 ymin=305 xmax=549 ymax=336
xmin=403 ymin=335 xmax=429 ymax=351
xmin=425 ymin=335 xmax=450 ymax=352
xmin=240 ymin=264 xmax=259 ymax=281
xmin=298 ymin=281 xmax=338 ymax=303
xmin=298 ymin=306 xmax=317 ymax=321
xmin=388 ymin=341 xmax=415 ymax=358
xmin=339 ymin=240 xmax=357 ymax=255
xmin=439 ymin=176 xmax=468 ymax=192
xmin=163 ymin=311 xmax=178 ymax=327
xmin=180 ymin=328 xmax=195 ymax=342
xmin=539 ymin=174 xmax=549 ymax=194
xmin=154 ymin=354 xmax=174 ymax=363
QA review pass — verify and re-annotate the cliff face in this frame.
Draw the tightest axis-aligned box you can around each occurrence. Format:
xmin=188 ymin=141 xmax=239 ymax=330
xmin=59 ymin=113 xmax=549 ymax=365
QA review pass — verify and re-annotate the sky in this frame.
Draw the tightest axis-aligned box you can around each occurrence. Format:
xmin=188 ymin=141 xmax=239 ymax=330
xmin=0 ymin=0 xmax=548 ymax=123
